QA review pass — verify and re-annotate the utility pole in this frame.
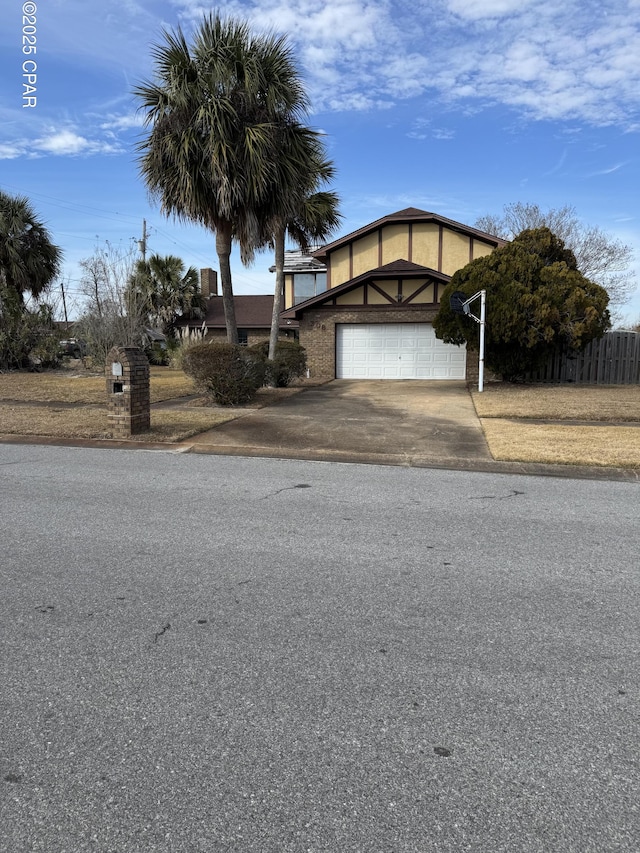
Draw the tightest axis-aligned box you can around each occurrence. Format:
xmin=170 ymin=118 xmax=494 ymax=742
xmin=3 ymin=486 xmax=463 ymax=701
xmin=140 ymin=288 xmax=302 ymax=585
xmin=138 ymin=219 xmax=147 ymax=261
xmin=60 ymin=280 xmax=69 ymax=330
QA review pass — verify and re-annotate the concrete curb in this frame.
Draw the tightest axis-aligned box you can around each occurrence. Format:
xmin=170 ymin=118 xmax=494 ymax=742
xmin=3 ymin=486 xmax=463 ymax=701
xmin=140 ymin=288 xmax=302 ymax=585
xmin=0 ymin=433 xmax=189 ymax=453
xmin=2 ymin=434 xmax=638 ymax=482
xmin=182 ymin=440 xmax=640 ymax=481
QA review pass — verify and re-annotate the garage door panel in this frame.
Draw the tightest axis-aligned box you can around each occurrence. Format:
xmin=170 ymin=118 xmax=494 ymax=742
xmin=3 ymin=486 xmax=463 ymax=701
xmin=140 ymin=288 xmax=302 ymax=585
xmin=336 ymin=323 xmax=466 ymax=380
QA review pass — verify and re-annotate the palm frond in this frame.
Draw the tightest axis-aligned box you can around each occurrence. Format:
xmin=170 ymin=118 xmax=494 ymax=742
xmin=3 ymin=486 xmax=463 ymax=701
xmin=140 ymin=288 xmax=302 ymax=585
xmin=0 ymin=190 xmax=62 ymax=301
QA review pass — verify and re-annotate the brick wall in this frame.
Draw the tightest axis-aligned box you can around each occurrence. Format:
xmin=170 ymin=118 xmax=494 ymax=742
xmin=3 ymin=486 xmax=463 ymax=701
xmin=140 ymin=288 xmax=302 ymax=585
xmin=200 ymin=268 xmax=218 ymax=298
xmin=299 ymin=307 xmax=475 ymax=380
xmin=106 ymin=347 xmax=150 ymax=437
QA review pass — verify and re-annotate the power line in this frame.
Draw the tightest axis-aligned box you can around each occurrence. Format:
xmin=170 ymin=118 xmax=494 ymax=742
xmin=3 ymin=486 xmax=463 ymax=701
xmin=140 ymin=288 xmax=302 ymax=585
xmin=0 ymin=182 xmax=143 ymax=225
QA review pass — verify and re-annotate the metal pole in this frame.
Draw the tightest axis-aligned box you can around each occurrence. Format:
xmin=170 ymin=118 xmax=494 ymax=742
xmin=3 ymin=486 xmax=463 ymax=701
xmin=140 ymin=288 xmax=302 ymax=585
xmin=460 ymin=290 xmax=487 ymax=392
xmin=61 ymin=280 xmax=69 ymax=330
xmin=478 ymin=289 xmax=486 ymax=393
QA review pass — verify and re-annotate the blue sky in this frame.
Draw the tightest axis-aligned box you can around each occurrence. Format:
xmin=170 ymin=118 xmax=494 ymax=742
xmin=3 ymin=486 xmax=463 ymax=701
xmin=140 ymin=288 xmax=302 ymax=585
xmin=1 ymin=0 xmax=639 ymax=322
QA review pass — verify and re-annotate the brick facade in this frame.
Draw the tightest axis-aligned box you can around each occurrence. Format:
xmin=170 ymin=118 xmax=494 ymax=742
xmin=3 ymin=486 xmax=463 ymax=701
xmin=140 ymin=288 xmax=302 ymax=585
xmin=279 ymin=209 xmax=502 ymax=384
xmin=299 ymin=306 xmax=475 ymax=380
xmin=106 ymin=346 xmax=150 ymax=437
xmin=200 ymin=268 xmax=218 ymax=298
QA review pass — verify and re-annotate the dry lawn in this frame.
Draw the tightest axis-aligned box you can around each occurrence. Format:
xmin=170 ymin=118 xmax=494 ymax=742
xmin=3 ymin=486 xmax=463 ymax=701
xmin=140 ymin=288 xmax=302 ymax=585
xmin=0 ymin=404 xmax=240 ymax=443
xmin=472 ymin=383 xmax=640 ymax=421
xmin=0 ymin=366 xmax=197 ymax=404
xmin=0 ymin=367 xmax=312 ymax=443
xmin=482 ymin=420 xmax=640 ymax=468
xmin=473 ymin=383 xmax=640 ymax=468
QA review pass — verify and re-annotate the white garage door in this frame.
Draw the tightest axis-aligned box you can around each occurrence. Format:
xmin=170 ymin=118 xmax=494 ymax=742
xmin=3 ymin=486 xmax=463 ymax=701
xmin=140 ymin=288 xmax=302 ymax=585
xmin=336 ymin=323 xmax=466 ymax=380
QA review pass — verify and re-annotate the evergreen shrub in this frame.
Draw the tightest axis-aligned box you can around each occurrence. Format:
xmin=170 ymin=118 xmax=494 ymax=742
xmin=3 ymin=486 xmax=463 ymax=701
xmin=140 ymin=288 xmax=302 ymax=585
xmin=182 ymin=341 xmax=265 ymax=405
xmin=249 ymin=340 xmax=307 ymax=387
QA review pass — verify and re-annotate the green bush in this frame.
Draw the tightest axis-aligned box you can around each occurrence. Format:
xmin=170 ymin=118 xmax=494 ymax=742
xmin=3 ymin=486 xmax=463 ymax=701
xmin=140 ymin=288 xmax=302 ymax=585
xmin=248 ymin=339 xmax=307 ymax=387
xmin=144 ymin=341 xmax=170 ymax=366
xmin=182 ymin=341 xmax=265 ymax=405
xmin=0 ymin=291 xmax=61 ymax=370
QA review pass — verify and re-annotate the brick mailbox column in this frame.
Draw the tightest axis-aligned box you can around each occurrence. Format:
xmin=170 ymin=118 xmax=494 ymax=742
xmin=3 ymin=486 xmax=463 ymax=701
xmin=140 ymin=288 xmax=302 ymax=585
xmin=106 ymin=346 xmax=150 ymax=437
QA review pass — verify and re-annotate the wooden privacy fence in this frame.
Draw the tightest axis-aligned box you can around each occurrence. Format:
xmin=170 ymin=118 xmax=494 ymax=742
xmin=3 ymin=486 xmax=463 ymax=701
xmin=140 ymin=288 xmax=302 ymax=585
xmin=527 ymin=331 xmax=640 ymax=384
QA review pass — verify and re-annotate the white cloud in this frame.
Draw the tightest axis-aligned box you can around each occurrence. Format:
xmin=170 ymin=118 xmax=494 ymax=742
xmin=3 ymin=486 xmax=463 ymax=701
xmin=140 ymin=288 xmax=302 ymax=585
xmin=0 ymin=127 xmax=125 ymax=160
xmin=36 ymin=130 xmax=92 ymax=155
xmin=0 ymin=143 xmax=25 ymax=160
xmin=589 ymin=162 xmax=628 ymax=175
xmin=446 ymin=0 xmax=534 ymax=20
xmin=14 ymin=0 xmax=637 ymax=137
xmin=406 ymin=117 xmax=455 ymax=141
xmin=171 ymin=0 xmax=640 ymax=128
xmin=433 ymin=128 xmax=455 ymax=140
xmin=99 ymin=113 xmax=144 ymax=132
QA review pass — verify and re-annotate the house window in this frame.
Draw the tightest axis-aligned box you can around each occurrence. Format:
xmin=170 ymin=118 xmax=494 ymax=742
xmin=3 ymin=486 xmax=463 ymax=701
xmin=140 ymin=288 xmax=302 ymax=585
xmin=237 ymin=329 xmax=248 ymax=346
xmin=293 ymin=272 xmax=327 ymax=304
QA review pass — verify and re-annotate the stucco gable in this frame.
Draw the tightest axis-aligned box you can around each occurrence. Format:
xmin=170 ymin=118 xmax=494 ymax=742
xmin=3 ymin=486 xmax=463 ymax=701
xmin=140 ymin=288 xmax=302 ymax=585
xmin=373 ymin=259 xmax=447 ymax=276
xmin=312 ymin=209 xmax=506 ymax=264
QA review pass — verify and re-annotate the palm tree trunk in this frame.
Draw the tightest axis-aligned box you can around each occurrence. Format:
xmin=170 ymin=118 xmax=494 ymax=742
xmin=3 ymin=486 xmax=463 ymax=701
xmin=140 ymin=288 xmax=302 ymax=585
xmin=268 ymin=223 xmax=286 ymax=367
xmin=216 ymin=221 xmax=239 ymax=344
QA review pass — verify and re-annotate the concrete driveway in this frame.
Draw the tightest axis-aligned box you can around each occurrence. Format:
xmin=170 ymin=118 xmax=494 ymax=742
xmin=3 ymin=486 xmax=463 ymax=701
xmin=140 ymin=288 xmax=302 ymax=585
xmin=187 ymin=380 xmax=491 ymax=466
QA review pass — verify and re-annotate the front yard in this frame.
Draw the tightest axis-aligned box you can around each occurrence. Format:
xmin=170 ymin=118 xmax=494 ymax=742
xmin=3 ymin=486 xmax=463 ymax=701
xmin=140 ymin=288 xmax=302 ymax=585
xmin=1 ymin=367 xmax=639 ymax=467
xmin=0 ymin=366 xmax=277 ymax=443
xmin=472 ymin=383 xmax=640 ymax=468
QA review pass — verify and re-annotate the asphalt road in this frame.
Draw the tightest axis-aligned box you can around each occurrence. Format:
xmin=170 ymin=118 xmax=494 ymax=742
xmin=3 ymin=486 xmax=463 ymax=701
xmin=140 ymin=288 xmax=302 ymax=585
xmin=1 ymin=445 xmax=639 ymax=852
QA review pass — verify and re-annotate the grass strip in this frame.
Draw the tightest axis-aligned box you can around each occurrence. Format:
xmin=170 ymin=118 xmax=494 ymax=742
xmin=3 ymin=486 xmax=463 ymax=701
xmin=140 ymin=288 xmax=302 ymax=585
xmin=472 ymin=384 xmax=640 ymax=422
xmin=481 ymin=419 xmax=640 ymax=468
xmin=0 ymin=405 xmax=238 ymax=442
xmin=0 ymin=369 xmax=197 ymax=404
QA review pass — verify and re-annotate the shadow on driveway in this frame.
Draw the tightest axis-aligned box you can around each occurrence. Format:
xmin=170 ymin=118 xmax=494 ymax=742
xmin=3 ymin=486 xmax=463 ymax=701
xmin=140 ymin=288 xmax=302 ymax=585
xmin=186 ymin=380 xmax=491 ymax=466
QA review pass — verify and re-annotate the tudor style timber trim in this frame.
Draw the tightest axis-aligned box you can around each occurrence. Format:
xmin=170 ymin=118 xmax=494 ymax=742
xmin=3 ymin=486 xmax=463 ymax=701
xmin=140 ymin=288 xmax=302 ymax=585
xmin=312 ymin=208 xmax=505 ymax=264
xmin=281 ymin=260 xmax=451 ymax=320
xmin=308 ymin=209 xmax=505 ymax=294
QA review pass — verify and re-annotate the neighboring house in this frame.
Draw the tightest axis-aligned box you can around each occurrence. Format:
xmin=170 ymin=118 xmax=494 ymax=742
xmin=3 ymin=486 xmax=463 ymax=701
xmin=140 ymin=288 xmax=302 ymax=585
xmin=179 ymin=268 xmax=298 ymax=346
xmin=280 ymin=208 xmax=506 ymax=381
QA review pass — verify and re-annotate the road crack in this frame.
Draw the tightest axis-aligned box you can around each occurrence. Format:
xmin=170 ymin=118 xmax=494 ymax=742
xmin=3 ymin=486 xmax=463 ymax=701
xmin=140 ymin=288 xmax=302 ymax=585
xmin=261 ymin=483 xmax=312 ymax=498
xmin=153 ymin=622 xmax=171 ymax=643
xmin=470 ymin=490 xmax=525 ymax=500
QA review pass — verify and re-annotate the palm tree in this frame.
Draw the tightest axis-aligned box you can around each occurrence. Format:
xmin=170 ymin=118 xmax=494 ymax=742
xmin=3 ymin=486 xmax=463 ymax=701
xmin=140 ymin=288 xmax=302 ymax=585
xmin=128 ymin=254 xmax=204 ymax=336
xmin=268 ymin=190 xmax=342 ymax=361
xmin=0 ymin=190 xmax=61 ymax=304
xmin=134 ymin=13 xmax=309 ymax=344
xmin=258 ymin=124 xmax=342 ymax=361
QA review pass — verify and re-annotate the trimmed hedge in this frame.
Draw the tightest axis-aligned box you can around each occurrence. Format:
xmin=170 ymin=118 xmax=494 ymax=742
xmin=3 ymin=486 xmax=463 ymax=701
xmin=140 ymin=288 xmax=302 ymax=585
xmin=249 ymin=339 xmax=307 ymax=387
xmin=182 ymin=341 xmax=265 ymax=405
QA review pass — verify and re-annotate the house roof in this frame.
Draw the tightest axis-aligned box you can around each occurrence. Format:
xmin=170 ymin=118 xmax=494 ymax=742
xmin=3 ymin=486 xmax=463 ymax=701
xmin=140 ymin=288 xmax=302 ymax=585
xmin=268 ymin=248 xmax=326 ymax=274
xmin=181 ymin=295 xmax=290 ymax=330
xmin=281 ymin=260 xmax=450 ymax=320
xmin=312 ymin=208 xmax=507 ymax=263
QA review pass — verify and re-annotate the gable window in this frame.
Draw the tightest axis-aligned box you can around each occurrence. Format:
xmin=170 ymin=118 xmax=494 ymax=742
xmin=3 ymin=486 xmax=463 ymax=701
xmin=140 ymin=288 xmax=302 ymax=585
xmin=293 ymin=272 xmax=327 ymax=304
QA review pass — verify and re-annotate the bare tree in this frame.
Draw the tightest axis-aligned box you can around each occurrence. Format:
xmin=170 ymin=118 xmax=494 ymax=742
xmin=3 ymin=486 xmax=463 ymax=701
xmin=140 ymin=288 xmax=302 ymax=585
xmin=475 ymin=202 xmax=636 ymax=314
xmin=76 ymin=242 xmax=148 ymax=365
